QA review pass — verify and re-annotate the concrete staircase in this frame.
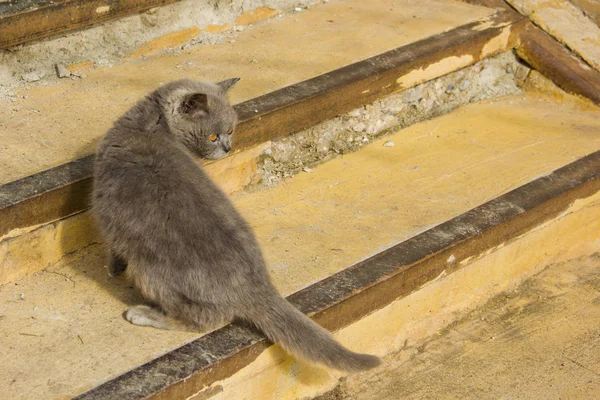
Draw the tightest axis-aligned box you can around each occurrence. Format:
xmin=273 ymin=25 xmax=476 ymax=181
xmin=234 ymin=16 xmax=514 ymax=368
xmin=0 ymin=0 xmax=599 ymax=399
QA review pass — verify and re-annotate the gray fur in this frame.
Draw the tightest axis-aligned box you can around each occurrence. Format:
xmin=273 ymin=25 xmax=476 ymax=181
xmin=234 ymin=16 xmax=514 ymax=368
xmin=92 ymin=78 xmax=381 ymax=372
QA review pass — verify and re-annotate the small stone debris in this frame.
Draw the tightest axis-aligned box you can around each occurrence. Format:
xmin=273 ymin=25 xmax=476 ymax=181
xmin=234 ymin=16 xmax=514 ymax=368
xmin=21 ymin=70 xmax=45 ymax=82
xmin=459 ymin=80 xmax=471 ymax=91
xmin=55 ymin=64 xmax=71 ymax=78
xmin=383 ymin=141 xmax=395 ymax=147
xmin=295 ymin=7 xmax=302 ymax=12
xmin=352 ymin=122 xmax=366 ymax=132
xmin=302 ymin=167 xmax=313 ymax=173
xmin=19 ymin=293 xmax=25 ymax=300
xmin=234 ymin=25 xmax=244 ymax=32
xmin=33 ymin=306 xmax=38 ymax=311
xmin=445 ymin=84 xmax=455 ymax=94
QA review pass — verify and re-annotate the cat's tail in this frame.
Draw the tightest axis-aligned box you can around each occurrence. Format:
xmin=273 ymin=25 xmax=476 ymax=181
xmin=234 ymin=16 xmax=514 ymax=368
xmin=243 ymin=293 xmax=381 ymax=373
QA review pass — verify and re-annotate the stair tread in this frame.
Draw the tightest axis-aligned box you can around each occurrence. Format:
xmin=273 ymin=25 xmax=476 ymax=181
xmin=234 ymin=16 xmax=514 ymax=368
xmin=0 ymin=0 xmax=493 ymax=185
xmin=1 ymin=92 xmax=599 ymax=399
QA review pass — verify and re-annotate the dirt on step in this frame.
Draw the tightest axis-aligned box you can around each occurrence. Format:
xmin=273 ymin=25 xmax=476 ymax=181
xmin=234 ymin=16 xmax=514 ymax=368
xmin=317 ymin=253 xmax=600 ymax=400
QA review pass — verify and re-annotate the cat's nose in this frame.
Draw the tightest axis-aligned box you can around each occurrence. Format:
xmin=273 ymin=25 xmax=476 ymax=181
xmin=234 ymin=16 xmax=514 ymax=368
xmin=222 ymin=143 xmax=232 ymax=153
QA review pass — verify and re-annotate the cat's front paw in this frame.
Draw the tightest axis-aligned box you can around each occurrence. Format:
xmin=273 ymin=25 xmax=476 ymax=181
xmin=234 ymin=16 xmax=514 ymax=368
xmin=124 ymin=305 xmax=156 ymax=326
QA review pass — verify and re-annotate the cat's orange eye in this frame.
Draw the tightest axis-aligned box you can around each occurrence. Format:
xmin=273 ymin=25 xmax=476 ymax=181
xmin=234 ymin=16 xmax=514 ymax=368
xmin=209 ymin=134 xmax=218 ymax=142
xmin=227 ymin=129 xmax=233 ymax=135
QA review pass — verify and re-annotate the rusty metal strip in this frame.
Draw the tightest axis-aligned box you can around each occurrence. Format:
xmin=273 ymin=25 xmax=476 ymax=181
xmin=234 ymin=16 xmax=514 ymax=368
xmin=0 ymin=12 xmax=525 ymax=238
xmin=517 ymin=25 xmax=600 ymax=105
xmin=75 ymin=150 xmax=600 ymax=400
xmin=0 ymin=0 xmax=181 ymax=50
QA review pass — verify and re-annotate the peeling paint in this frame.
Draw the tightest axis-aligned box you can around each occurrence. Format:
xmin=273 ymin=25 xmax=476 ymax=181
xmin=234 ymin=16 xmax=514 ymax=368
xmin=396 ymin=55 xmax=474 ymax=89
xmin=95 ymin=5 xmax=110 ymax=14
xmin=471 ymin=19 xmax=511 ymax=31
xmin=480 ymin=26 xmax=512 ymax=58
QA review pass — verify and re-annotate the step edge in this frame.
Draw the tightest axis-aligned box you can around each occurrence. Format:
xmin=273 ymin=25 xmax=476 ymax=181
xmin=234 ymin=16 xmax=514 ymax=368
xmin=0 ymin=10 xmax=525 ymax=238
xmin=75 ymin=150 xmax=600 ymax=400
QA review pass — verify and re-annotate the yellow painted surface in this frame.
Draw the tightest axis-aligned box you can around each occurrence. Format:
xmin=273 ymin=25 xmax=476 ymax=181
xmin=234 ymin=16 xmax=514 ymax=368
xmin=0 ymin=92 xmax=599 ymax=398
xmin=320 ymin=255 xmax=600 ymax=399
xmin=0 ymin=0 xmax=493 ymax=185
xmin=480 ymin=25 xmax=512 ymax=58
xmin=66 ymin=61 xmax=94 ymax=74
xmin=209 ymin=193 xmax=600 ymax=399
xmin=204 ymin=23 xmax=235 ymax=34
xmin=125 ymin=6 xmax=281 ymax=60
xmin=124 ymin=26 xmax=203 ymax=60
xmin=234 ymin=6 xmax=282 ymax=26
xmin=0 ymin=142 xmax=269 ymax=285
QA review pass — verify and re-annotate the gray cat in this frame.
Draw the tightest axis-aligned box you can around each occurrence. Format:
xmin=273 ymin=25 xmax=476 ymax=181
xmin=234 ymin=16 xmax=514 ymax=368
xmin=92 ymin=78 xmax=381 ymax=372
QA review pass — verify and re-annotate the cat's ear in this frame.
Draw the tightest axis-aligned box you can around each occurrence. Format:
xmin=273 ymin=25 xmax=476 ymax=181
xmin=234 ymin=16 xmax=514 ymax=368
xmin=180 ymin=93 xmax=209 ymax=118
xmin=216 ymin=77 xmax=240 ymax=93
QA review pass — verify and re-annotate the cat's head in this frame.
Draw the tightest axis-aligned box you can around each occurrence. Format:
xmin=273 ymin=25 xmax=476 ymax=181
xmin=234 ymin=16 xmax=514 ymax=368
xmin=160 ymin=78 xmax=240 ymax=160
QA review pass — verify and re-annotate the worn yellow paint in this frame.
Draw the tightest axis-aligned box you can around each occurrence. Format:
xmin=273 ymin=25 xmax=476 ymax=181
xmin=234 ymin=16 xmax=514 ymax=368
xmin=1 ymin=92 xmax=599 ymax=399
xmin=206 ymin=191 xmax=600 ymax=400
xmin=0 ymin=212 xmax=100 ymax=285
xmin=0 ymin=0 xmax=493 ymax=185
xmin=124 ymin=26 xmax=203 ymax=60
xmin=204 ymin=23 xmax=234 ymax=34
xmin=471 ymin=19 xmax=511 ymax=31
xmin=0 ymin=143 xmax=268 ymax=286
xmin=95 ymin=5 xmax=110 ymax=14
xmin=480 ymin=25 xmax=512 ymax=58
xmin=396 ymin=55 xmax=474 ymax=89
xmin=124 ymin=6 xmax=281 ymax=60
xmin=235 ymin=6 xmax=281 ymax=26
xmin=66 ymin=60 xmax=94 ymax=74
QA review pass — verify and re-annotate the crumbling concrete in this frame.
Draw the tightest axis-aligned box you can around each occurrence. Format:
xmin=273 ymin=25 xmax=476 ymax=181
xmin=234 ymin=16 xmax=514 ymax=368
xmin=255 ymin=51 xmax=528 ymax=188
xmin=0 ymin=0 xmax=319 ymax=93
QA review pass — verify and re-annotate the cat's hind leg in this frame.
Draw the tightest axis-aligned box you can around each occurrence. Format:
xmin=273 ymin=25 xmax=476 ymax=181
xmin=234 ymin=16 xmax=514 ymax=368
xmin=125 ymin=305 xmax=194 ymax=331
xmin=107 ymin=251 xmax=128 ymax=277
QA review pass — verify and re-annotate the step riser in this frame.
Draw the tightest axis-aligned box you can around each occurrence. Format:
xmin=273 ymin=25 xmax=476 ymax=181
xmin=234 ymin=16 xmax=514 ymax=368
xmin=0 ymin=9 xmax=524 ymax=243
xmin=0 ymin=26 xmax=519 ymax=284
xmin=77 ymin=152 xmax=600 ymax=399
xmin=202 ymin=194 xmax=600 ymax=400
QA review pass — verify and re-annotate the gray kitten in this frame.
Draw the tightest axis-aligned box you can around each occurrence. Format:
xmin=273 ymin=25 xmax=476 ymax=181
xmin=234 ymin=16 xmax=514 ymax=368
xmin=92 ymin=78 xmax=380 ymax=372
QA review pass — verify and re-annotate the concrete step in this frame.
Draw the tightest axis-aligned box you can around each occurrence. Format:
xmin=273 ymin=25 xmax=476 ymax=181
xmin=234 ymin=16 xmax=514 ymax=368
xmin=1 ymin=1 xmax=600 ymax=399
xmin=0 ymin=0 xmax=528 ymax=285
xmin=1 ymin=88 xmax=599 ymax=399
xmin=314 ymin=253 xmax=600 ymax=400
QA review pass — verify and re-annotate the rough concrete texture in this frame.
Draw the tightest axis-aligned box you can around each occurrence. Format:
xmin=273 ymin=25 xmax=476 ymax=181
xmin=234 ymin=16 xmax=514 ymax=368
xmin=506 ymin=0 xmax=600 ymax=71
xmin=256 ymin=51 xmax=527 ymax=187
xmin=0 ymin=0 xmax=494 ymax=185
xmin=2 ymin=83 xmax=600 ymax=285
xmin=317 ymin=253 xmax=600 ymax=400
xmin=1 ymin=91 xmax=599 ymax=398
xmin=0 ymin=0 xmax=318 ymax=90
xmin=175 ymin=191 xmax=600 ymax=400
